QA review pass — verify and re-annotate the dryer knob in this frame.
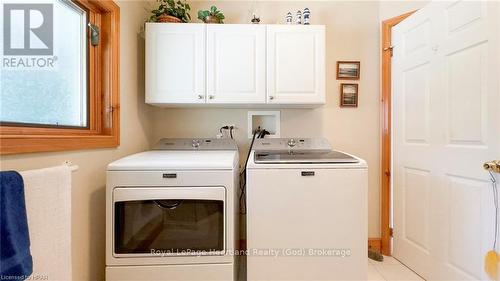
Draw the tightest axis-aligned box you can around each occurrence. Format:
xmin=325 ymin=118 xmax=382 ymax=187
xmin=192 ymin=140 xmax=200 ymax=148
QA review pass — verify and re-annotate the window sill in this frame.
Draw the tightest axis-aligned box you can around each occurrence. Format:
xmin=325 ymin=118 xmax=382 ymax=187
xmin=1 ymin=134 xmax=119 ymax=155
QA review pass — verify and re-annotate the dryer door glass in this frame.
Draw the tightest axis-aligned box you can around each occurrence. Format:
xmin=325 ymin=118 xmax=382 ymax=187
xmin=114 ymin=199 xmax=224 ymax=254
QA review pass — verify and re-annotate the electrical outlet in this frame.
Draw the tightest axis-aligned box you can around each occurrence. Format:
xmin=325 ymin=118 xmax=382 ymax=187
xmin=219 ymin=124 xmax=236 ymax=129
xmin=216 ymin=124 xmax=237 ymax=139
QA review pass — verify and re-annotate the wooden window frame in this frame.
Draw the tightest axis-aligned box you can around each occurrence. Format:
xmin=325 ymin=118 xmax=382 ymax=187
xmin=0 ymin=0 xmax=120 ymax=155
xmin=380 ymin=10 xmax=415 ymax=256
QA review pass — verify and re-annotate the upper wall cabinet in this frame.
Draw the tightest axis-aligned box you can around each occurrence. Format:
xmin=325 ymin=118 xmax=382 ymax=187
xmin=267 ymin=25 xmax=326 ymax=105
xmin=145 ymin=23 xmax=325 ymax=107
xmin=207 ymin=25 xmax=266 ymax=104
xmin=146 ymin=24 xmax=205 ymax=104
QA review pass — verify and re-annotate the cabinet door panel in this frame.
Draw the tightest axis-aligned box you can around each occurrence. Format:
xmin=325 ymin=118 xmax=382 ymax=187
xmin=267 ymin=25 xmax=325 ymax=104
xmin=207 ymin=25 xmax=266 ymax=104
xmin=146 ymin=24 xmax=205 ymax=104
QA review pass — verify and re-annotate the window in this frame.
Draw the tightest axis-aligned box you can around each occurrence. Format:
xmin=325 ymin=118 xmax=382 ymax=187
xmin=2 ymin=0 xmax=87 ymax=127
xmin=0 ymin=0 xmax=120 ymax=154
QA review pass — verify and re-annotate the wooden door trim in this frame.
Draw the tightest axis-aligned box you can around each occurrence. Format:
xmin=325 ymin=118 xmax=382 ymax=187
xmin=380 ymin=10 xmax=416 ymax=256
xmin=368 ymin=238 xmax=382 ymax=253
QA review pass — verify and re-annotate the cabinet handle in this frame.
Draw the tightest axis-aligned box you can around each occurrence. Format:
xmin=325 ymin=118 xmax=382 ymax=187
xmin=209 ymin=95 xmax=215 ymax=100
xmin=197 ymin=94 xmax=204 ymax=99
xmin=269 ymin=96 xmax=275 ymax=100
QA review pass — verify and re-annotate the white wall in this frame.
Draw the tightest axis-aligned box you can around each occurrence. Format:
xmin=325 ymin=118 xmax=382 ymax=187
xmin=0 ymin=2 xmax=152 ymax=280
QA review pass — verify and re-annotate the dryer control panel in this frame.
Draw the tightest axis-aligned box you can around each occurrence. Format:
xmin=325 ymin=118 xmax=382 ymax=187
xmin=153 ymin=138 xmax=238 ymax=151
xmin=252 ymin=138 xmax=332 ymax=152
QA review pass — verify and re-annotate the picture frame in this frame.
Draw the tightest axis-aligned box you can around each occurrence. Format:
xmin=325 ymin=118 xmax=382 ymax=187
xmin=336 ymin=61 xmax=361 ymax=80
xmin=340 ymin=83 xmax=358 ymax=107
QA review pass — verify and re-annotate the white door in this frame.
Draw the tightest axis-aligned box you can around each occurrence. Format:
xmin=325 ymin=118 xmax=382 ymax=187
xmin=392 ymin=1 xmax=499 ymax=280
xmin=206 ymin=25 xmax=266 ymax=104
xmin=266 ymin=25 xmax=325 ymax=105
xmin=145 ymin=23 xmax=206 ymax=104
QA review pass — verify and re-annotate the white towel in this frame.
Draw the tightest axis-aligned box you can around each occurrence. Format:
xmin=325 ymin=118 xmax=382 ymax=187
xmin=21 ymin=166 xmax=72 ymax=281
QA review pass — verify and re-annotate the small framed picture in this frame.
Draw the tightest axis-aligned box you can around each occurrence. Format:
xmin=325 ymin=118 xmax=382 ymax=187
xmin=340 ymin=83 xmax=358 ymax=107
xmin=337 ymin=61 xmax=361 ymax=80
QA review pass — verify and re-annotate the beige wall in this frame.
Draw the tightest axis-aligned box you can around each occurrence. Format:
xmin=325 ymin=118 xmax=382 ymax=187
xmin=379 ymin=0 xmax=429 ymax=21
xmin=0 ymin=1 xmax=430 ymax=280
xmin=150 ymin=0 xmax=382 ymax=237
xmin=0 ymin=1 xmax=152 ymax=280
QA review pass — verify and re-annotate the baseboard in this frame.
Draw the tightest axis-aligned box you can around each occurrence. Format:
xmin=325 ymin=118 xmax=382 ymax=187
xmin=368 ymin=238 xmax=381 ymax=253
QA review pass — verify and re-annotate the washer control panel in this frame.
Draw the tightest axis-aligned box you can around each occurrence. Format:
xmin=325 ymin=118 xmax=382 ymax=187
xmin=153 ymin=138 xmax=238 ymax=151
xmin=252 ymin=138 xmax=332 ymax=152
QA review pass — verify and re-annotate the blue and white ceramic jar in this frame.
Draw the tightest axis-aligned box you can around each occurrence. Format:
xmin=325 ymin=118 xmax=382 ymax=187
xmin=285 ymin=12 xmax=292 ymax=24
xmin=296 ymin=10 xmax=302 ymax=24
xmin=303 ymin=8 xmax=310 ymax=25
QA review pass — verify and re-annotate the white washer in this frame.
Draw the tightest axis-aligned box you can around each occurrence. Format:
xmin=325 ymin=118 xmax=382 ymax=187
xmin=105 ymin=138 xmax=239 ymax=281
xmin=246 ymin=138 xmax=368 ymax=280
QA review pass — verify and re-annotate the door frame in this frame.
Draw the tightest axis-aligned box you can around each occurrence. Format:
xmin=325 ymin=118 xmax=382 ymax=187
xmin=380 ymin=10 xmax=416 ymax=256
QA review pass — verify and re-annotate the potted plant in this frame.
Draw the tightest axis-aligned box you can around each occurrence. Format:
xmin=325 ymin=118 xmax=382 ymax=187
xmin=149 ymin=0 xmax=191 ymax=23
xmin=198 ymin=6 xmax=225 ymax=24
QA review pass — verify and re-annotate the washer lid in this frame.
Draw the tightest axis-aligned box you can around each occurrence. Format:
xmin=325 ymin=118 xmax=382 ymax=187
xmin=107 ymin=150 xmax=238 ymax=171
xmin=254 ymin=150 xmax=359 ymax=164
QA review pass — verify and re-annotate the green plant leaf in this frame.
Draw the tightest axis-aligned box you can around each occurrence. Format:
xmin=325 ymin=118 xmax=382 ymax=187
xmin=198 ymin=10 xmax=208 ymax=21
xmin=198 ymin=10 xmax=207 ymax=21
xmin=211 ymin=6 xmax=217 ymax=13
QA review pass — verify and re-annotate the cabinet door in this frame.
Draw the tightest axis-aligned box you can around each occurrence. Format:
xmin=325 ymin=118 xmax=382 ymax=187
xmin=207 ymin=25 xmax=266 ymax=104
xmin=146 ymin=24 xmax=206 ymax=104
xmin=267 ymin=25 xmax=325 ymax=105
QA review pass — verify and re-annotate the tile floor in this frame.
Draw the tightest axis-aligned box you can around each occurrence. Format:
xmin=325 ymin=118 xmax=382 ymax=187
xmin=368 ymin=256 xmax=424 ymax=281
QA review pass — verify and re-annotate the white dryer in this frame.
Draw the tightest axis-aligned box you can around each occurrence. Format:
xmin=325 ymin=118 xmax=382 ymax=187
xmin=246 ymin=138 xmax=368 ymax=280
xmin=105 ymin=138 xmax=239 ymax=281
